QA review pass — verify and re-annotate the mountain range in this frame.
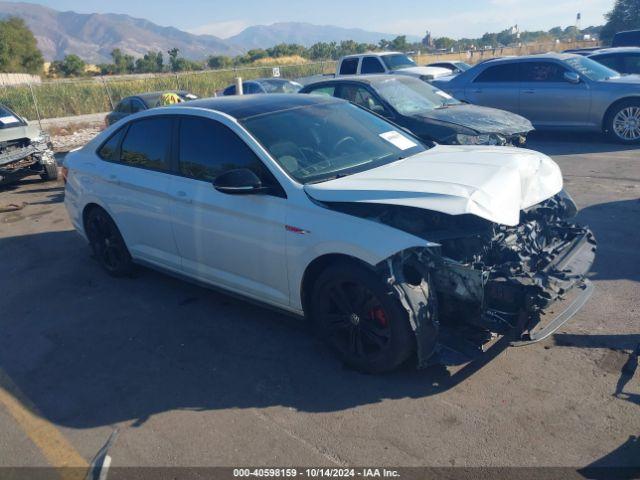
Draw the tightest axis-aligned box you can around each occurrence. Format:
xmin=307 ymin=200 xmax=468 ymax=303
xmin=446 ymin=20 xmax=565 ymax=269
xmin=0 ymin=1 xmax=413 ymax=63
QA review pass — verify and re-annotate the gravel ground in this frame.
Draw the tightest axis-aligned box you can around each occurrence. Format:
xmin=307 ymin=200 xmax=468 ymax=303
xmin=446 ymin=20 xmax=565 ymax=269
xmin=50 ymin=126 xmax=102 ymax=152
xmin=0 ymin=131 xmax=638 ymax=477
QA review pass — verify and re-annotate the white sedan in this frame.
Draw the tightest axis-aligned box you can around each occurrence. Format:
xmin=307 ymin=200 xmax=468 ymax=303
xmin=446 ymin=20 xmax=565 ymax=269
xmin=64 ymin=94 xmax=596 ymax=373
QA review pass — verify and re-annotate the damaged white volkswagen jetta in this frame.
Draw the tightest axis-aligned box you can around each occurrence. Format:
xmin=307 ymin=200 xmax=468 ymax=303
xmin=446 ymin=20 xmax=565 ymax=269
xmin=64 ymin=94 xmax=596 ymax=373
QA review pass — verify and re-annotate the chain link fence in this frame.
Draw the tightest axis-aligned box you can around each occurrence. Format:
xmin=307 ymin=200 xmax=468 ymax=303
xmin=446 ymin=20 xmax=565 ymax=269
xmin=0 ymin=61 xmax=336 ymax=122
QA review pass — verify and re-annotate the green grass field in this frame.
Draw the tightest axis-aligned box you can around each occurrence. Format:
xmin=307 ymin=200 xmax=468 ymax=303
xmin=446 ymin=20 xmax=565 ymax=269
xmin=0 ymin=62 xmax=335 ymax=121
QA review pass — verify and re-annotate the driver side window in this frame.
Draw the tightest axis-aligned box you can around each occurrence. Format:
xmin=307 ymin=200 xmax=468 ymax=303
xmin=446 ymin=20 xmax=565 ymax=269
xmin=337 ymin=85 xmax=387 ymax=115
xmin=178 ymin=117 xmax=280 ymax=189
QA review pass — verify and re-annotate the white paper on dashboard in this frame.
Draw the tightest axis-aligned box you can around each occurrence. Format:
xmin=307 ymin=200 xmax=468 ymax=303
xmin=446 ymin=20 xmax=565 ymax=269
xmin=379 ymin=131 xmax=417 ymax=150
xmin=0 ymin=115 xmax=19 ymax=124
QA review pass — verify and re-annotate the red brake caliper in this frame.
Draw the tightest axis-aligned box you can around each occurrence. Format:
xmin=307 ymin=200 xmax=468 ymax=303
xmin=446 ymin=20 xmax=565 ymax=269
xmin=369 ymin=307 xmax=388 ymax=327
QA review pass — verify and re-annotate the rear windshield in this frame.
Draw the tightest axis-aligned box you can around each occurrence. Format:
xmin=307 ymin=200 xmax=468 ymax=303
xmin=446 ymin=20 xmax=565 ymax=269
xmin=261 ymin=80 xmax=303 ymax=93
xmin=381 ymin=54 xmax=417 ymax=71
xmin=241 ymin=102 xmax=426 ymax=184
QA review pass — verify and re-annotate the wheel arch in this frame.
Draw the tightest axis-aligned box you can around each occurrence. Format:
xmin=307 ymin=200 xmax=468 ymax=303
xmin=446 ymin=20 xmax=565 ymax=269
xmin=300 ymin=253 xmax=376 ymax=315
xmin=602 ymin=96 xmax=640 ymax=132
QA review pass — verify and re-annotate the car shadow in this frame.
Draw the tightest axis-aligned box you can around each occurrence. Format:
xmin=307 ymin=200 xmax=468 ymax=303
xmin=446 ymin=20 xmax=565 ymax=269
xmin=575 ymin=199 xmax=640 ymax=283
xmin=0 ymin=229 xmax=511 ymax=430
xmin=526 ymin=131 xmax=639 ymax=156
xmin=579 ymin=436 xmax=640 ymax=479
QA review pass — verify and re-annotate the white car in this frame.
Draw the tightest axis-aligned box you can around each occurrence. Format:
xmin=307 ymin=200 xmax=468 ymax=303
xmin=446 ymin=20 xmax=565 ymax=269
xmin=336 ymin=52 xmax=451 ymax=81
xmin=64 ymin=94 xmax=596 ymax=373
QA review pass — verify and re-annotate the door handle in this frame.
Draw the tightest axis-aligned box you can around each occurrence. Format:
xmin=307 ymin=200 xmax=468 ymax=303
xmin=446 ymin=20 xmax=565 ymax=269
xmin=522 ymin=89 xmax=535 ymax=94
xmin=175 ymin=191 xmax=193 ymax=204
xmin=472 ymin=89 xmax=482 ymax=93
xmin=107 ymin=174 xmax=120 ymax=185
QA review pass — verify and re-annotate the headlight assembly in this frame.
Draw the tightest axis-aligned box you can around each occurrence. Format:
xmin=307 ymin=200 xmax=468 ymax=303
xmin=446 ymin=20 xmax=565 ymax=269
xmin=455 ymin=133 xmax=506 ymax=146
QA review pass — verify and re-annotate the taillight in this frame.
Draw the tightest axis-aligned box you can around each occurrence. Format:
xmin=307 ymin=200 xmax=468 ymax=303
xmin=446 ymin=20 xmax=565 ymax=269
xmin=61 ymin=165 xmax=69 ymax=183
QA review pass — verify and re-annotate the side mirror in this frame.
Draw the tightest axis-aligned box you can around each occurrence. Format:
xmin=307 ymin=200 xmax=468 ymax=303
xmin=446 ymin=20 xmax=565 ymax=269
xmin=563 ymin=71 xmax=581 ymax=84
xmin=213 ymin=168 xmax=263 ymax=195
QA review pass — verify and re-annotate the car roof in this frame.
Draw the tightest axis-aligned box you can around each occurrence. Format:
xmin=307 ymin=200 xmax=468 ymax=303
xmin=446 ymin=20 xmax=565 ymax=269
xmin=173 ymin=94 xmax=342 ymax=120
xmin=126 ymin=90 xmax=190 ymax=102
xmin=589 ymin=47 xmax=640 ymax=55
xmin=302 ymin=74 xmax=419 ymax=87
xmin=341 ymin=51 xmax=403 ymax=59
xmin=478 ymin=52 xmax=578 ymax=65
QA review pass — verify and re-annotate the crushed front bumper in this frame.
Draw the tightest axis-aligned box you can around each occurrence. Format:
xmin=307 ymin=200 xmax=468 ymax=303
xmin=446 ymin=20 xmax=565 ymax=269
xmin=0 ymin=143 xmax=54 ymax=184
xmin=383 ymin=221 xmax=596 ymax=367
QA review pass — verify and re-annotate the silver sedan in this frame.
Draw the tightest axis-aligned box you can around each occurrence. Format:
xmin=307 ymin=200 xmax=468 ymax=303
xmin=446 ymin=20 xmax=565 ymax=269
xmin=432 ymin=53 xmax=640 ymax=144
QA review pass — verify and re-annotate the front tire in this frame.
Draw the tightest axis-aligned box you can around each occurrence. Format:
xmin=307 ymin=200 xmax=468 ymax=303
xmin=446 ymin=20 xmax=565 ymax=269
xmin=85 ymin=208 xmax=133 ymax=277
xmin=605 ymin=100 xmax=640 ymax=144
xmin=40 ymin=162 xmax=59 ymax=181
xmin=309 ymin=262 xmax=415 ymax=373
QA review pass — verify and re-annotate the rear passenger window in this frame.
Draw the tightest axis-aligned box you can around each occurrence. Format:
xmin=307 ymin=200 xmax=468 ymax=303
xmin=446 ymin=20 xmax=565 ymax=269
xmin=474 ymin=63 xmax=520 ymax=82
xmin=178 ymin=117 xmax=272 ymax=183
xmin=339 ymin=58 xmax=359 ymax=75
xmin=119 ymin=117 xmax=172 ymax=171
xmin=361 ymin=57 xmax=385 ymax=74
xmin=98 ymin=128 xmax=126 ymax=161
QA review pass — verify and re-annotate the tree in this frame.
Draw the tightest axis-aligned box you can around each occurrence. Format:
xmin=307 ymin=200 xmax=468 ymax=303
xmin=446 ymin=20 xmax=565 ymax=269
xmin=601 ymin=0 xmax=640 ymax=44
xmin=307 ymin=42 xmax=335 ymax=60
xmin=0 ymin=17 xmax=44 ymax=74
xmin=433 ymin=37 xmax=456 ymax=50
xmin=207 ymin=55 xmax=232 ymax=69
xmin=390 ymin=35 xmax=408 ymax=51
xmin=135 ymin=51 xmax=163 ymax=73
xmin=549 ymin=26 xmax=563 ymax=38
xmin=49 ymin=54 xmax=85 ymax=77
xmin=110 ymin=49 xmax=135 ymax=74
xmin=167 ymin=47 xmax=180 ymax=71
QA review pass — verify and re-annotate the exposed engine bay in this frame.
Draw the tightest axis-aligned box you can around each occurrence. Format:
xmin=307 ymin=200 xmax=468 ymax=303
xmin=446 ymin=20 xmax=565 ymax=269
xmin=325 ymin=191 xmax=597 ymax=366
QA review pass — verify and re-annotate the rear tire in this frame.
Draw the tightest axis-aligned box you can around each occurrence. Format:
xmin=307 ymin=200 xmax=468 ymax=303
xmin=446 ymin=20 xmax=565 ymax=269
xmin=605 ymin=99 xmax=640 ymax=144
xmin=309 ymin=262 xmax=415 ymax=373
xmin=40 ymin=162 xmax=59 ymax=181
xmin=85 ymin=208 xmax=133 ymax=277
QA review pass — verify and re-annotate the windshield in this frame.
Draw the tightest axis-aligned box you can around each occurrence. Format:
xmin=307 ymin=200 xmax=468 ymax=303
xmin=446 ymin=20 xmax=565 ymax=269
xmin=0 ymin=105 xmax=24 ymax=128
xmin=242 ymin=101 xmax=426 ymax=184
xmin=455 ymin=62 xmax=472 ymax=71
xmin=381 ymin=54 xmax=417 ymax=71
xmin=374 ymin=77 xmax=461 ymax=115
xmin=262 ymin=80 xmax=302 ymax=93
xmin=564 ymin=56 xmax=620 ymax=81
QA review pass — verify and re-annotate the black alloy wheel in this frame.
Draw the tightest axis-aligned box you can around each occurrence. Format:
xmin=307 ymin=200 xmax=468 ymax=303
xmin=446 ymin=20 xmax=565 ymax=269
xmin=85 ymin=208 xmax=133 ymax=277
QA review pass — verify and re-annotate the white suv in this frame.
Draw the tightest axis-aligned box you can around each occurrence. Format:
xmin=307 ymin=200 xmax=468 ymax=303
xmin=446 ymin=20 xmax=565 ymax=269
xmin=64 ymin=94 xmax=595 ymax=373
xmin=336 ymin=52 xmax=451 ymax=80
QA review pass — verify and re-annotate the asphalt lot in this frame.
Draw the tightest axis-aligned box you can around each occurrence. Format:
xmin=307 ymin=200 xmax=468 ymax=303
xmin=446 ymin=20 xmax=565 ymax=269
xmin=0 ymin=131 xmax=639 ymax=473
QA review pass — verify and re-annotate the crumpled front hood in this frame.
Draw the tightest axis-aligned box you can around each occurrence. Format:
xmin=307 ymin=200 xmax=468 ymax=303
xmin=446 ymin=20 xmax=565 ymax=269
xmin=415 ymin=104 xmax=534 ymax=135
xmin=396 ymin=66 xmax=452 ymax=78
xmin=304 ymin=145 xmax=563 ymax=226
xmin=0 ymin=123 xmax=41 ymax=143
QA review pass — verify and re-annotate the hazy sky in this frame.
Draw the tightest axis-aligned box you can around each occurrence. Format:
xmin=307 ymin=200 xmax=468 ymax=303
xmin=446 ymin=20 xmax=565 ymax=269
xmin=25 ymin=0 xmax=612 ymax=38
